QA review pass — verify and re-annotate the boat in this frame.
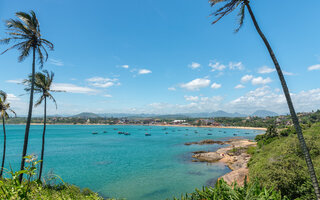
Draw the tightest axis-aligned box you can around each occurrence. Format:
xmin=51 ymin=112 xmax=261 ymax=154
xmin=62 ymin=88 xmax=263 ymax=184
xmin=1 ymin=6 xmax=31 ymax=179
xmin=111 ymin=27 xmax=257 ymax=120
xmin=207 ymin=133 xmax=213 ymax=135
xmin=92 ymin=132 xmax=98 ymax=135
xmin=233 ymin=133 xmax=237 ymax=136
xmin=165 ymin=132 xmax=168 ymax=134
xmin=124 ymin=132 xmax=131 ymax=135
xmin=118 ymin=131 xmax=125 ymax=134
xmin=103 ymin=131 xmax=107 ymax=133
xmin=145 ymin=133 xmax=151 ymax=136
xmin=113 ymin=128 xmax=118 ymax=130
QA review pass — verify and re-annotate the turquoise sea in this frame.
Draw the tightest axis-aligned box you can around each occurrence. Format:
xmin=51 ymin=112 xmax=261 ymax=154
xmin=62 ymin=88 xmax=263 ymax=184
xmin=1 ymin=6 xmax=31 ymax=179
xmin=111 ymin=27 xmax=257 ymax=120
xmin=0 ymin=125 xmax=264 ymax=200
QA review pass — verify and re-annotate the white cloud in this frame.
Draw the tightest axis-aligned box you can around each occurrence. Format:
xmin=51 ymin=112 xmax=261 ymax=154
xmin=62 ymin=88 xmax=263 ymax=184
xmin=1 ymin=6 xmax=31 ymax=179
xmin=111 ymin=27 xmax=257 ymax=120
xmin=7 ymin=94 xmax=20 ymax=101
xmin=138 ymin=69 xmax=152 ymax=74
xmin=308 ymin=64 xmax=320 ymax=71
xmin=189 ymin=62 xmax=201 ymax=69
xmin=235 ymin=84 xmax=245 ymax=89
xmin=52 ymin=83 xmax=98 ymax=94
xmin=251 ymin=77 xmax=272 ymax=85
xmin=228 ymin=86 xmax=320 ymax=114
xmin=283 ymin=71 xmax=294 ymax=76
xmin=241 ymin=75 xmax=253 ymax=83
xmin=258 ymin=66 xmax=275 ymax=74
xmin=49 ymin=58 xmax=64 ymax=66
xmin=6 ymin=79 xmax=23 ymax=84
xmin=180 ymin=78 xmax=211 ymax=91
xmin=103 ymin=94 xmax=112 ymax=98
xmin=184 ymin=95 xmax=199 ymax=101
xmin=211 ymin=82 xmax=222 ymax=89
xmin=209 ymin=61 xmax=226 ymax=72
xmin=121 ymin=65 xmax=129 ymax=69
xmin=229 ymin=62 xmax=244 ymax=70
xmin=86 ymin=77 xmax=120 ymax=88
xmin=168 ymin=87 xmax=176 ymax=91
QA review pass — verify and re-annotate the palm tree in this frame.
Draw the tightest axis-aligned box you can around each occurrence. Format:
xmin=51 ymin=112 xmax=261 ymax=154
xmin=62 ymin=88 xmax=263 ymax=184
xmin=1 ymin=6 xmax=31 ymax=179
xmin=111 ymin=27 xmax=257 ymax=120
xmin=0 ymin=91 xmax=16 ymax=178
xmin=0 ymin=11 xmax=54 ymax=182
xmin=23 ymin=70 xmax=59 ymax=180
xmin=209 ymin=0 xmax=320 ymax=198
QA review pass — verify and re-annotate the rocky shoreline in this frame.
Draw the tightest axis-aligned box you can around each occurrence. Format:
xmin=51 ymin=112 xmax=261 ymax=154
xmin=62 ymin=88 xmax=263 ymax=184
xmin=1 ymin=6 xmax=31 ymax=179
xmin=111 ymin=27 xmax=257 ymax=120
xmin=188 ymin=139 xmax=256 ymax=186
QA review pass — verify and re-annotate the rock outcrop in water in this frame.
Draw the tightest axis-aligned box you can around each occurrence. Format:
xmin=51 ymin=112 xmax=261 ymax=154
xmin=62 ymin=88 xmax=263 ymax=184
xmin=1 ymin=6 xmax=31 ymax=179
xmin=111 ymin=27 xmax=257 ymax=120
xmin=184 ymin=139 xmax=227 ymax=146
xmin=190 ymin=139 xmax=256 ymax=186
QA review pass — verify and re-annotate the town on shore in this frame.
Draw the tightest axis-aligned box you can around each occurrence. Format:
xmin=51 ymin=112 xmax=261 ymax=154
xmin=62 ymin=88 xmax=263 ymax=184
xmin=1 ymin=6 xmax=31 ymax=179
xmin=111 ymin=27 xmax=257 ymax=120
xmin=4 ymin=111 xmax=318 ymax=130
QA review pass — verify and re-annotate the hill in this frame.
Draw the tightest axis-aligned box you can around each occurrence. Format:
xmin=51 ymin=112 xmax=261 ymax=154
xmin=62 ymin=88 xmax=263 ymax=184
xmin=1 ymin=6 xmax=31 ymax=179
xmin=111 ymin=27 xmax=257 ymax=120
xmin=71 ymin=112 xmax=101 ymax=118
xmin=251 ymin=110 xmax=279 ymax=118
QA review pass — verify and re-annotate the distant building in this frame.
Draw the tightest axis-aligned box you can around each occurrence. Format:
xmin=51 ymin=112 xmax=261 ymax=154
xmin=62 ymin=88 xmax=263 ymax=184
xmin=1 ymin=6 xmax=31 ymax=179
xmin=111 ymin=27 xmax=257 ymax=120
xmin=173 ymin=120 xmax=186 ymax=124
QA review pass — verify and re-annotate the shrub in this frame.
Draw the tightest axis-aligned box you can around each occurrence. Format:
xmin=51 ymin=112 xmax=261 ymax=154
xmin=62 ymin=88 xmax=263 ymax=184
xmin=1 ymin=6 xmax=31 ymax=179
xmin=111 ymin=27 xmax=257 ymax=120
xmin=173 ymin=179 xmax=287 ymax=200
xmin=249 ymin=123 xmax=320 ymax=200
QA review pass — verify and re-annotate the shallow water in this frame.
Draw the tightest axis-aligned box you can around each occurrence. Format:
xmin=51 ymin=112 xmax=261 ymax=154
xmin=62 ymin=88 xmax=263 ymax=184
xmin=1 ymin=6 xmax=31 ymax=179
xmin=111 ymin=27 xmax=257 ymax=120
xmin=0 ymin=125 xmax=264 ymax=200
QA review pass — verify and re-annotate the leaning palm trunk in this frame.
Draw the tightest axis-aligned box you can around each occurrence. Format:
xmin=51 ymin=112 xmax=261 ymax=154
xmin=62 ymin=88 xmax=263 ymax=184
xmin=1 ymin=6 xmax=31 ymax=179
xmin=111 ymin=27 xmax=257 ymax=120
xmin=244 ymin=1 xmax=320 ymax=198
xmin=19 ymin=47 xmax=36 ymax=183
xmin=0 ymin=116 xmax=6 ymax=177
xmin=38 ymin=96 xmax=47 ymax=180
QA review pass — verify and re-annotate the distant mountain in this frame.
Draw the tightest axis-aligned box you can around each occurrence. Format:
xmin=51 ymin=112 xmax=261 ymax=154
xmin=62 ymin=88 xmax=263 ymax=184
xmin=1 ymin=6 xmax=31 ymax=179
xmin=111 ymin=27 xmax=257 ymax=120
xmin=181 ymin=110 xmax=246 ymax=118
xmin=72 ymin=112 xmax=101 ymax=118
xmin=69 ymin=110 xmax=278 ymax=119
xmin=251 ymin=110 xmax=279 ymax=118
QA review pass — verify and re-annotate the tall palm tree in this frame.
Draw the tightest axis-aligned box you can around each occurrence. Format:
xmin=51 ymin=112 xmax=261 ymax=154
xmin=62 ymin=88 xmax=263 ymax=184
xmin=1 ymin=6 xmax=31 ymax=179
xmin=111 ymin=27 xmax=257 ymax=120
xmin=0 ymin=91 xmax=16 ymax=178
xmin=209 ymin=0 xmax=320 ymax=198
xmin=0 ymin=11 xmax=54 ymax=182
xmin=23 ymin=70 xmax=59 ymax=180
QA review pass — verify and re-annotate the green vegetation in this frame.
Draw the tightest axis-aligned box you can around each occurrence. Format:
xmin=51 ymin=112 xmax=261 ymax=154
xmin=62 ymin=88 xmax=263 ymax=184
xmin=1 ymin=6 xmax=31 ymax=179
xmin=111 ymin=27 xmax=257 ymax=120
xmin=0 ymin=156 xmax=104 ymax=200
xmin=249 ymin=123 xmax=320 ymax=199
xmin=173 ymin=179 xmax=287 ymax=200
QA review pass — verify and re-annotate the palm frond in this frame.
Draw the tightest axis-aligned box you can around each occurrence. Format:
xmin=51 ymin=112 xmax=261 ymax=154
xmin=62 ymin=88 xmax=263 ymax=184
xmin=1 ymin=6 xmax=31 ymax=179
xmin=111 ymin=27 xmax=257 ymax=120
xmin=34 ymin=95 xmax=45 ymax=107
xmin=8 ymin=108 xmax=17 ymax=117
xmin=235 ymin=3 xmax=245 ymax=33
xmin=1 ymin=10 xmax=54 ymax=66
xmin=209 ymin=0 xmax=245 ymax=32
xmin=1 ymin=41 xmax=26 ymax=55
xmin=0 ymin=91 xmax=7 ymax=103
xmin=48 ymin=94 xmax=58 ymax=109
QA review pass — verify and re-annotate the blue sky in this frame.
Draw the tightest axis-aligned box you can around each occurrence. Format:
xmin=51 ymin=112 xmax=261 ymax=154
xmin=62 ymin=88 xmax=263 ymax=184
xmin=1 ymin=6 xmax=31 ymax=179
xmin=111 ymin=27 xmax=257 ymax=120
xmin=1 ymin=0 xmax=320 ymax=116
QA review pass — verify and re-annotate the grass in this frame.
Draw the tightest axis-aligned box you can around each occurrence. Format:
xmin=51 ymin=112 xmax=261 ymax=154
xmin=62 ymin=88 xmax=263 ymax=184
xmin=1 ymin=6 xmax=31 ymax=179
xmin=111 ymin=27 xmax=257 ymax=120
xmin=249 ymin=123 xmax=320 ymax=200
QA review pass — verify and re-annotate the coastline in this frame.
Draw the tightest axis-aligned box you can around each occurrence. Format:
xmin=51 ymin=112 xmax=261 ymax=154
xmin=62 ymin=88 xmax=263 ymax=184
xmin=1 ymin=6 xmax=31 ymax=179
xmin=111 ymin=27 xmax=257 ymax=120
xmin=7 ymin=123 xmax=267 ymax=131
xmin=191 ymin=139 xmax=256 ymax=186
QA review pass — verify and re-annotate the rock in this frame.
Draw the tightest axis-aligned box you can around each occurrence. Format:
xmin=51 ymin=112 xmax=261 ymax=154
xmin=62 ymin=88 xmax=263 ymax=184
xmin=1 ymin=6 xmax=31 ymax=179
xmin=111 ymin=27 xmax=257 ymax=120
xmin=188 ymin=139 xmax=257 ymax=186
xmin=192 ymin=150 xmax=208 ymax=154
xmin=192 ymin=152 xmax=223 ymax=162
xmin=220 ymin=168 xmax=249 ymax=186
xmin=185 ymin=139 xmax=227 ymax=146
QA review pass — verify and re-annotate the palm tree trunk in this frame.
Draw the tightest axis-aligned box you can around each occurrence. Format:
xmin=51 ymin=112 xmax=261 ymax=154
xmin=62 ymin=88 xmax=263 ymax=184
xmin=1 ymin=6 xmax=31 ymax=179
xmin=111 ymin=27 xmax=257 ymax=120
xmin=38 ymin=96 xmax=47 ymax=180
xmin=19 ymin=46 xmax=36 ymax=183
xmin=244 ymin=1 xmax=320 ymax=199
xmin=0 ymin=116 xmax=6 ymax=177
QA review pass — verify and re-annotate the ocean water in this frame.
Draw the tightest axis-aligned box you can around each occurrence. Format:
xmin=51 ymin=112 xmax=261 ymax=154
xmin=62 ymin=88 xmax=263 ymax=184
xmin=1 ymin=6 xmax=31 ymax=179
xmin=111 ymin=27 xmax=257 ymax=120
xmin=0 ymin=125 xmax=264 ymax=200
